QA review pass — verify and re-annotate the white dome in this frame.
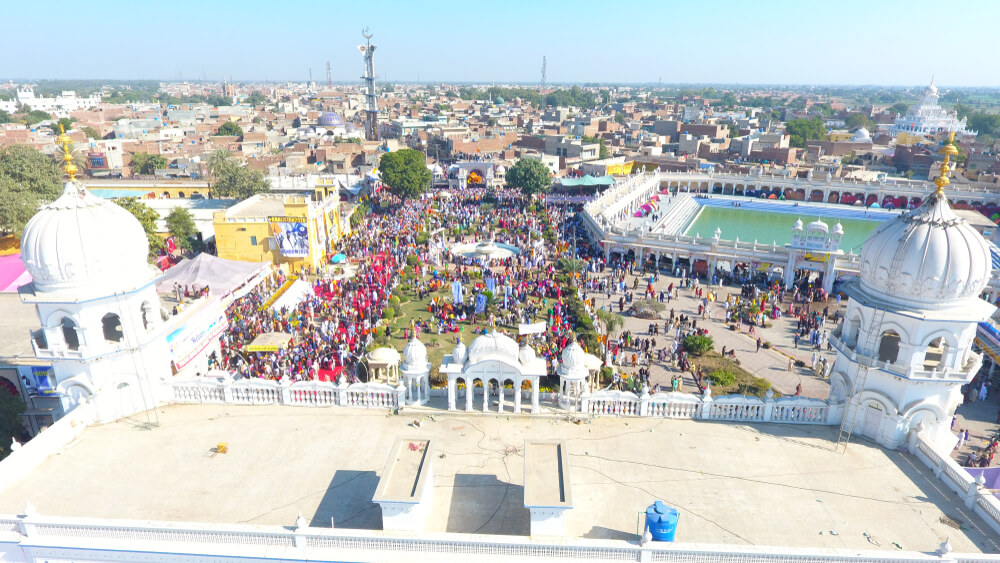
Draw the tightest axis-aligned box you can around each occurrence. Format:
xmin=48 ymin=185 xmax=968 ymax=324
xmin=793 ymin=218 xmax=804 ymax=231
xmin=467 ymin=331 xmax=520 ymax=365
xmin=518 ymin=343 xmax=536 ymax=365
xmin=368 ymin=346 xmax=401 ymax=365
xmin=851 ymin=127 xmax=871 ymax=143
xmin=451 ymin=339 xmax=467 ymax=365
xmin=807 ymin=219 xmax=829 ymax=233
xmin=557 ymin=341 xmax=589 ymax=381
xmin=832 ymin=221 xmax=844 ymax=235
xmin=859 ymin=191 xmax=991 ymax=308
xmin=402 ymin=337 xmax=427 ymax=370
xmin=21 ymin=181 xmax=153 ymax=293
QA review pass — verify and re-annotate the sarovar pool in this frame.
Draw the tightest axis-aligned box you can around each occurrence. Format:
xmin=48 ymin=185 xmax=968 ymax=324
xmin=682 ymin=199 xmax=896 ymax=253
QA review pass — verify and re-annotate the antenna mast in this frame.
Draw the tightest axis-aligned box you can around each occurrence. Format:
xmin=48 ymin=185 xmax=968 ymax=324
xmin=359 ymin=27 xmax=380 ymax=141
xmin=326 ymin=61 xmax=332 ymax=88
xmin=540 ymin=56 xmax=547 ymax=90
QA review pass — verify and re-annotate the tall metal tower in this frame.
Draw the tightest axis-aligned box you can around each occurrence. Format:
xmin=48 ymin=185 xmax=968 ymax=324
xmin=359 ymin=27 xmax=379 ymax=142
xmin=540 ymin=56 xmax=547 ymax=90
xmin=326 ymin=61 xmax=332 ymax=88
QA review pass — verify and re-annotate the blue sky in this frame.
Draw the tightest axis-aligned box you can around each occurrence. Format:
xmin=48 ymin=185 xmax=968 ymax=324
xmin=4 ymin=0 xmax=998 ymax=86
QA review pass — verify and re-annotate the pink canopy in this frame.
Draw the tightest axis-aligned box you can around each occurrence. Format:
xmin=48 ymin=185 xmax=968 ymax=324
xmin=0 ymin=254 xmax=31 ymax=292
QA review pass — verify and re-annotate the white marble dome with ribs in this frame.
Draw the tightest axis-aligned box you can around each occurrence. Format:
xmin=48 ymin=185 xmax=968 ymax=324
xmin=467 ymin=331 xmax=520 ymax=365
xmin=20 ymin=181 xmax=154 ymax=293
xmin=557 ymin=340 xmax=589 ymax=381
xmin=518 ymin=342 xmax=536 ymax=365
xmin=859 ymin=191 xmax=991 ymax=308
xmin=402 ymin=337 xmax=428 ymax=369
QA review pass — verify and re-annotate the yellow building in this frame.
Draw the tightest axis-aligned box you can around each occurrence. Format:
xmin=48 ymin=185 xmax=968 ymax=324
xmin=827 ymin=130 xmax=853 ymax=142
xmin=213 ymin=189 xmax=346 ymax=273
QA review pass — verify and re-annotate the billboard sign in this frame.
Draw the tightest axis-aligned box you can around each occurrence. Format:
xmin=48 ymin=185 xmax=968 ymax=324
xmin=269 ymin=217 xmax=309 ymax=257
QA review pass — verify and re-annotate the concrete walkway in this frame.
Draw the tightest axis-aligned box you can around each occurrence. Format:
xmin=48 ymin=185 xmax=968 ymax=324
xmin=585 ymin=271 xmax=835 ymax=399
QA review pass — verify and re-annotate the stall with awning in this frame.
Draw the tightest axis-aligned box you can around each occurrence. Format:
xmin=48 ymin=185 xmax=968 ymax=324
xmin=244 ymin=332 xmax=293 ymax=352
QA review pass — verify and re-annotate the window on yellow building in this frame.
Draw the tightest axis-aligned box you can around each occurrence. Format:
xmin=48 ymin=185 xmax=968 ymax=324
xmin=250 ymin=236 xmax=258 ymax=246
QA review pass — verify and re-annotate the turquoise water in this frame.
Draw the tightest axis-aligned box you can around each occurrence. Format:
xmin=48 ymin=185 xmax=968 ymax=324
xmin=683 ymin=207 xmax=881 ymax=252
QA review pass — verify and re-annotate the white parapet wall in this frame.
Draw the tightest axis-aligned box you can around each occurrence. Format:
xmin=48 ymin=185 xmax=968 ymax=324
xmin=372 ymin=437 xmax=435 ymax=532
xmin=1 ymin=512 xmax=998 ymax=562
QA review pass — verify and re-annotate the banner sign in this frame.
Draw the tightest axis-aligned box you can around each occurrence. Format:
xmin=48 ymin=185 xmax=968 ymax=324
xmin=518 ymin=322 xmax=547 ymax=335
xmin=166 ymin=298 xmax=229 ymax=370
xmin=485 ymin=276 xmax=496 ymax=293
xmin=475 ymin=293 xmax=487 ymax=314
xmin=269 ymin=217 xmax=309 ymax=257
xmin=31 ymin=366 xmax=57 ymax=395
xmin=451 ymin=281 xmax=463 ymax=304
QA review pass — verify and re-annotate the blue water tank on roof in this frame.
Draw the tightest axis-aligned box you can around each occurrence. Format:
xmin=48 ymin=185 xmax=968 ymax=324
xmin=644 ymin=501 xmax=678 ymax=542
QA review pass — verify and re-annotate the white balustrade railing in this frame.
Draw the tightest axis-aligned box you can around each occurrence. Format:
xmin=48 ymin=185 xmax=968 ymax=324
xmin=705 ymin=395 xmax=767 ymax=422
xmin=167 ymin=378 xmax=404 ymax=410
xmin=644 ymin=392 xmax=703 ymax=419
xmin=2 ymin=511 xmax=998 ymax=562
xmin=769 ymin=397 xmax=829 ymax=423
xmin=908 ymin=431 xmax=1000 ymax=536
xmin=585 ymin=390 xmax=641 ymax=416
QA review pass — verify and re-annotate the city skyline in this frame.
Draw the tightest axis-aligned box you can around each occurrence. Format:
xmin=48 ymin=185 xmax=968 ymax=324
xmin=4 ymin=0 xmax=999 ymax=86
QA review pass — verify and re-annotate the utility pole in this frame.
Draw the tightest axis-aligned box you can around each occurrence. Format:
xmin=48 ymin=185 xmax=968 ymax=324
xmin=359 ymin=27 xmax=380 ymax=141
xmin=540 ymin=56 xmax=547 ymax=90
xmin=309 ymin=68 xmax=313 ymax=84
xmin=326 ymin=61 xmax=332 ymax=88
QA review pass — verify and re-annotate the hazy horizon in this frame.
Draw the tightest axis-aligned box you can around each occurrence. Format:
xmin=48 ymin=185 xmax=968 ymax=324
xmin=4 ymin=0 xmax=998 ymax=87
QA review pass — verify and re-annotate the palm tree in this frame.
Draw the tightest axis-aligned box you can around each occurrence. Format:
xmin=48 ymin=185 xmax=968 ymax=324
xmin=596 ymin=308 xmax=624 ymax=338
xmin=49 ymin=143 xmax=88 ymax=177
xmin=557 ymin=257 xmax=586 ymax=287
xmin=208 ymin=148 xmax=232 ymax=179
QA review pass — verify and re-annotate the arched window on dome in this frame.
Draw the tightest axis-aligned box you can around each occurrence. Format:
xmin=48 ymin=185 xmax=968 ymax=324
xmin=102 ymin=313 xmax=124 ymax=343
xmin=877 ymin=330 xmax=901 ymax=364
xmin=922 ymin=337 xmax=949 ymax=372
xmin=61 ymin=318 xmax=80 ymax=351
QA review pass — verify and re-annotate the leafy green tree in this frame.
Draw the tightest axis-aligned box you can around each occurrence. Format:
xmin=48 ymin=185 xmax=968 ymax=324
xmin=245 ymin=91 xmax=267 ymax=105
xmin=0 ymin=145 xmax=62 ymax=235
xmin=22 ymin=110 xmax=53 ymax=126
xmin=505 ymin=158 xmax=552 ymax=196
xmin=0 ymin=110 xmax=13 ymax=124
xmin=682 ymin=334 xmax=714 ymax=356
xmin=217 ymin=121 xmax=243 ymax=138
xmin=130 ymin=152 xmax=168 ymax=175
xmin=0 ymin=391 xmax=26 ymax=461
xmin=165 ymin=207 xmax=199 ymax=252
xmin=114 ymin=197 xmax=164 ymax=260
xmin=211 ymin=163 xmax=270 ymax=200
xmin=595 ymin=308 xmax=624 ymax=337
xmin=845 ymin=113 xmax=875 ymax=132
xmin=784 ymin=117 xmax=825 ymax=148
xmin=81 ymin=126 xmax=102 ymax=140
xmin=47 ymin=117 xmax=74 ymax=135
xmin=890 ymin=102 xmax=909 ymax=116
xmin=378 ymin=149 xmax=431 ymax=200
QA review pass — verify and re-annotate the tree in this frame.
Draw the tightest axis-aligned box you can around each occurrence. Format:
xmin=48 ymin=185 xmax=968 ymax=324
xmin=505 ymin=158 xmax=552 ymax=196
xmin=130 ymin=152 xmax=168 ymax=175
xmin=0 ymin=145 xmax=62 ymax=236
xmin=211 ymin=162 xmax=270 ymax=200
xmin=22 ymin=110 xmax=52 ymax=126
xmin=47 ymin=117 xmax=74 ymax=135
xmin=378 ymin=149 xmax=431 ymax=200
xmin=682 ymin=334 xmax=714 ymax=356
xmin=217 ymin=121 xmax=243 ymax=138
xmin=208 ymin=148 xmax=233 ymax=178
xmin=81 ymin=126 xmax=102 ymax=140
xmin=114 ymin=197 xmax=163 ymax=260
xmin=0 ymin=110 xmax=13 ymax=124
xmin=245 ymin=91 xmax=267 ymax=106
xmin=784 ymin=117 xmax=825 ymax=148
xmin=165 ymin=207 xmax=199 ymax=253
xmin=845 ymin=113 xmax=874 ymax=132
xmin=890 ymin=102 xmax=909 ymax=116
xmin=595 ymin=308 xmax=624 ymax=337
xmin=0 ymin=391 xmax=26 ymax=461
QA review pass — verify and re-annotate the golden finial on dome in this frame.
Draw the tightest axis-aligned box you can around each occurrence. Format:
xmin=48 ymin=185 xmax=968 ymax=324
xmin=57 ymin=124 xmax=77 ymax=181
xmin=933 ymin=131 xmax=957 ymax=196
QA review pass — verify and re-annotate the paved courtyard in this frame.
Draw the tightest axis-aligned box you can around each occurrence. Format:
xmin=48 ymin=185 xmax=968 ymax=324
xmin=0 ymin=404 xmax=995 ymax=554
xmin=584 ymin=270 xmax=838 ymax=399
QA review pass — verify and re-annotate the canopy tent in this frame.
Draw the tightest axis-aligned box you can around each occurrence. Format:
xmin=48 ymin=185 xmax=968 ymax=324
xmin=557 ymin=175 xmax=616 ymax=188
xmin=270 ymin=279 xmax=313 ymax=312
xmin=0 ymin=254 xmax=31 ymax=293
xmin=155 ymin=253 xmax=267 ymax=297
xmin=244 ymin=332 xmax=293 ymax=353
